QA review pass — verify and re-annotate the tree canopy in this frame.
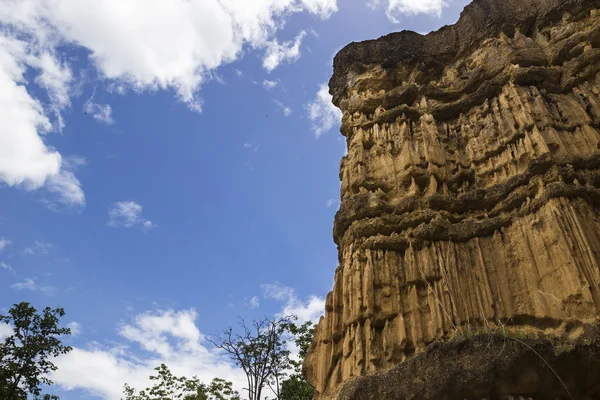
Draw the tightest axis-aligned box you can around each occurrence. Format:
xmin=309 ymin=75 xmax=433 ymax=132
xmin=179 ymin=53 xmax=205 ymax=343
xmin=123 ymin=364 xmax=241 ymax=400
xmin=0 ymin=302 xmax=72 ymax=400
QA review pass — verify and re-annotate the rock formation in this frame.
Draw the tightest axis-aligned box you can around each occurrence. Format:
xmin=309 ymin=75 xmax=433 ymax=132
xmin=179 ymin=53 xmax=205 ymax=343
xmin=305 ymin=0 xmax=600 ymax=398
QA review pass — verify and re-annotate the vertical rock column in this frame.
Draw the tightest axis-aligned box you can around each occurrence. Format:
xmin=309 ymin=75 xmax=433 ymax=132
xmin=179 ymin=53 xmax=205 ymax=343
xmin=305 ymin=0 xmax=600 ymax=398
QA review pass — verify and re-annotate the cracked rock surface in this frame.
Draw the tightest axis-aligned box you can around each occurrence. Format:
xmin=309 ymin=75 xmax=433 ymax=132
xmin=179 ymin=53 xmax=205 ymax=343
xmin=305 ymin=0 xmax=600 ymax=398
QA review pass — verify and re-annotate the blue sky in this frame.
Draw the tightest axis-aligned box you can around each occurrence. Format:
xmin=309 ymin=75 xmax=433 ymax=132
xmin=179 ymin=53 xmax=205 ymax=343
xmin=0 ymin=0 xmax=471 ymax=398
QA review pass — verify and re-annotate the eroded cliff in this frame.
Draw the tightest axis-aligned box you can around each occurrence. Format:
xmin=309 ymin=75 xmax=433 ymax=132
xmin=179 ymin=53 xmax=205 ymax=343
xmin=305 ymin=0 xmax=600 ymax=398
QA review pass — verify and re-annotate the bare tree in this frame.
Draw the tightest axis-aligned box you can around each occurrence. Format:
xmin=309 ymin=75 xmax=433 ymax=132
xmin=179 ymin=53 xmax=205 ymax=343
xmin=209 ymin=317 xmax=292 ymax=400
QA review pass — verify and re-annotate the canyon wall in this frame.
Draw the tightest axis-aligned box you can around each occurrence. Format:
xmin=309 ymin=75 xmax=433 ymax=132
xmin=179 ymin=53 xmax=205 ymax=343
xmin=305 ymin=0 xmax=600 ymax=398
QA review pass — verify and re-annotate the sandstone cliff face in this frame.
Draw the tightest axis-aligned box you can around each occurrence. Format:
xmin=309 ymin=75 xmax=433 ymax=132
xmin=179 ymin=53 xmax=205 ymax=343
xmin=305 ymin=0 xmax=600 ymax=398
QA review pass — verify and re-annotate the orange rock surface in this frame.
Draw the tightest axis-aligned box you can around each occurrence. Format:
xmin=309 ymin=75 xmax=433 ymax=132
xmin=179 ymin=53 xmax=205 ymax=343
xmin=305 ymin=1 xmax=600 ymax=398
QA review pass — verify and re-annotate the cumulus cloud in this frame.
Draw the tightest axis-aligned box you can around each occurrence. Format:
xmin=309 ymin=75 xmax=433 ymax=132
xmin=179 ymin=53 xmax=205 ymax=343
xmin=0 ymin=35 xmax=61 ymax=189
xmin=263 ymin=31 xmax=307 ymax=72
xmin=48 ymin=282 xmax=325 ymax=400
xmin=52 ymin=287 xmax=324 ymax=399
xmin=261 ymin=282 xmax=324 ymax=324
xmin=307 ymin=83 xmax=342 ymax=137
xmin=0 ymin=36 xmax=84 ymax=206
xmin=52 ymin=308 xmax=247 ymax=400
xmin=0 ymin=0 xmax=339 ymax=201
xmin=3 ymin=0 xmax=337 ymax=105
xmin=300 ymin=0 xmax=338 ymax=18
xmin=383 ymin=0 xmax=447 ymax=21
xmin=108 ymin=201 xmax=154 ymax=230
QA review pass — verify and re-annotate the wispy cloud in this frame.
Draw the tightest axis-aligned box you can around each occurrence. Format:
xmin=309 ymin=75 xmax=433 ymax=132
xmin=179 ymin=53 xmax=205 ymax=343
xmin=263 ymin=31 xmax=307 ymax=72
xmin=84 ymin=99 xmax=114 ymax=125
xmin=326 ymin=199 xmax=338 ymax=208
xmin=21 ymin=240 xmax=54 ymax=256
xmin=249 ymin=296 xmax=260 ymax=309
xmin=0 ymin=238 xmax=11 ymax=252
xmin=45 ymin=156 xmax=86 ymax=208
xmin=243 ymin=142 xmax=260 ymax=152
xmin=108 ymin=201 xmax=155 ymax=230
xmin=274 ymin=100 xmax=292 ymax=117
xmin=262 ymin=79 xmax=279 ymax=90
xmin=307 ymin=83 xmax=342 ymax=137
xmin=10 ymin=277 xmax=56 ymax=295
xmin=1 ymin=262 xmax=15 ymax=275
xmin=67 ymin=321 xmax=82 ymax=336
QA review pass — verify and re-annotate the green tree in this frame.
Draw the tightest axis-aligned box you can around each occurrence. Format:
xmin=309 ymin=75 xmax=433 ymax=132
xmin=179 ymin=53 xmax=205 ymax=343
xmin=123 ymin=364 xmax=240 ymax=400
xmin=280 ymin=321 xmax=315 ymax=400
xmin=0 ymin=302 xmax=72 ymax=400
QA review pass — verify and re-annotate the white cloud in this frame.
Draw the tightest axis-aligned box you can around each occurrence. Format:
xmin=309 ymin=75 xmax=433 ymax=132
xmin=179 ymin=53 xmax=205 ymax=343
xmin=243 ymin=142 xmax=260 ymax=152
xmin=45 ymin=156 xmax=86 ymax=207
xmin=67 ymin=321 xmax=82 ymax=336
xmin=263 ymin=79 xmax=279 ymax=89
xmin=0 ymin=0 xmax=339 ymax=201
xmin=234 ymin=69 xmax=242 ymax=77
xmin=108 ymin=201 xmax=154 ymax=230
xmin=0 ymin=261 xmax=9 ymax=276
xmin=10 ymin=277 xmax=56 ymax=295
xmin=261 ymin=283 xmax=325 ymax=369
xmin=0 ymin=35 xmax=61 ymax=189
xmin=263 ymin=31 xmax=307 ymax=72
xmin=52 ymin=308 xmax=247 ymax=400
xmin=84 ymin=99 xmax=114 ymax=125
xmin=11 ymin=277 xmax=37 ymax=291
xmin=274 ymin=100 xmax=292 ymax=116
xmin=3 ymin=0 xmax=338 ymax=104
xmin=326 ymin=198 xmax=338 ymax=207
xmin=1 ymin=262 xmax=15 ymax=275
xmin=0 ymin=238 xmax=11 ymax=252
xmin=50 ymin=283 xmax=325 ymax=399
xmin=142 ymin=220 xmax=155 ymax=231
xmin=21 ymin=240 xmax=54 ymax=255
xmin=300 ymin=0 xmax=338 ymax=18
xmin=307 ymin=83 xmax=342 ymax=137
xmin=365 ymin=0 xmax=382 ymax=10
xmin=0 ymin=32 xmax=85 ymax=206
xmin=261 ymin=282 xmax=324 ymax=324
xmin=384 ymin=0 xmax=447 ymax=21
xmin=0 ymin=323 xmax=13 ymax=341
